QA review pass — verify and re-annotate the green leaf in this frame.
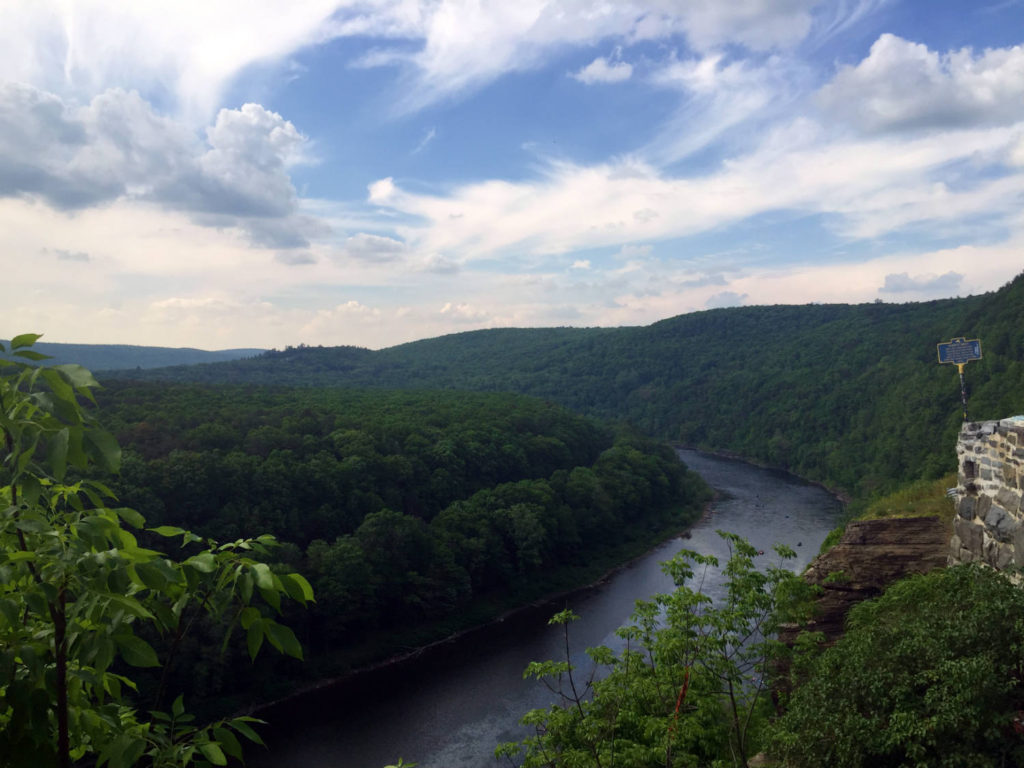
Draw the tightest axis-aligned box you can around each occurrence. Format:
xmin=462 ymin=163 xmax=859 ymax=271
xmin=229 ymin=717 xmax=265 ymax=746
xmin=281 ymin=572 xmax=315 ymax=604
xmin=251 ymin=562 xmax=274 ymax=589
xmin=199 ymin=742 xmax=227 ymax=766
xmin=85 ymin=428 xmax=122 ymax=473
xmin=105 ymin=593 xmax=156 ymax=620
xmin=172 ymin=694 xmax=186 ymax=718
xmin=265 ymin=620 xmax=303 ymax=660
xmin=5 ymin=551 xmax=37 ymax=564
xmin=113 ymin=506 xmax=145 ymax=529
xmin=13 ymin=349 xmax=51 ymax=361
xmin=188 ymin=551 xmax=217 ymax=573
xmin=19 ymin=474 xmax=42 ymax=507
xmin=246 ymin=620 xmax=264 ymax=660
xmin=114 ymin=634 xmax=160 ymax=668
xmin=151 ymin=525 xmax=186 ymax=537
xmin=213 ymin=727 xmax=244 ymax=761
xmin=48 ymin=428 xmax=69 ymax=481
xmin=51 ymin=363 xmax=99 ymax=389
xmin=239 ymin=606 xmax=261 ymax=630
xmin=11 ymin=333 xmax=42 ymax=350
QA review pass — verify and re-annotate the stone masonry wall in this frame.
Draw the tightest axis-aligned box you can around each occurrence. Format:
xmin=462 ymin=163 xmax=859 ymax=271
xmin=949 ymin=417 xmax=1024 ymax=568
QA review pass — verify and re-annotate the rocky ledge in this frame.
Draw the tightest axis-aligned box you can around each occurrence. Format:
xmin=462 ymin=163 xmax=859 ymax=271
xmin=782 ymin=516 xmax=949 ymax=646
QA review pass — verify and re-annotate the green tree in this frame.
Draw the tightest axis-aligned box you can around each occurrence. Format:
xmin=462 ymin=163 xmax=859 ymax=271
xmin=0 ymin=335 xmax=313 ymax=767
xmin=770 ymin=564 xmax=1024 ymax=768
xmin=498 ymin=533 xmax=816 ymax=768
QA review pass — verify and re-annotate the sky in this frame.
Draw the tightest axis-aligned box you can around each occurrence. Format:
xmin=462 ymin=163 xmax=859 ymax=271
xmin=2 ymin=0 xmax=1024 ymax=350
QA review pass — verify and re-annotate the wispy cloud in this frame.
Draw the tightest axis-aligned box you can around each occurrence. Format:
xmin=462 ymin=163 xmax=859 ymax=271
xmin=411 ymin=126 xmax=436 ymax=154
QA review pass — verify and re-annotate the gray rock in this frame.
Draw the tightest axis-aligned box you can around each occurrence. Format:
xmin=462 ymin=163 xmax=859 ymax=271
xmin=985 ymin=503 xmax=1022 ymax=543
xmin=977 ymin=495 xmax=992 ymax=520
xmin=996 ymin=487 xmax=1021 ymax=513
xmin=955 ymin=517 xmax=983 ymax=552
xmin=958 ymin=496 xmax=977 ymax=520
xmin=995 ymin=543 xmax=1015 ymax=569
xmin=1014 ymin=526 xmax=1024 ymax=567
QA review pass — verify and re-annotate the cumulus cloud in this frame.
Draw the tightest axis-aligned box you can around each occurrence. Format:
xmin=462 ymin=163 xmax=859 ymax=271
xmin=819 ymin=35 xmax=1024 ymax=133
xmin=571 ymin=55 xmax=633 ymax=84
xmin=879 ymin=271 xmax=964 ymax=294
xmin=0 ymin=84 xmax=311 ymax=246
xmin=439 ymin=301 xmax=490 ymax=323
xmin=705 ymin=290 xmax=748 ymax=308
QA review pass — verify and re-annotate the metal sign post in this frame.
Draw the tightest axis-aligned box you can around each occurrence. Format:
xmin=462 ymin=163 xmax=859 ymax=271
xmin=937 ymin=337 xmax=982 ymax=420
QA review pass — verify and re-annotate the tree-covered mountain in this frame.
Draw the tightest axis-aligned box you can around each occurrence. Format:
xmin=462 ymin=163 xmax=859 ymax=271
xmin=90 ymin=383 xmax=709 ymax=705
xmin=106 ymin=273 xmax=1024 ymax=498
xmin=12 ymin=341 xmax=266 ymax=370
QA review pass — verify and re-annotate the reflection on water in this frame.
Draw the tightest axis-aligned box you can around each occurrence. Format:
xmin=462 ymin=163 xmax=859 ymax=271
xmin=253 ymin=450 xmax=842 ymax=768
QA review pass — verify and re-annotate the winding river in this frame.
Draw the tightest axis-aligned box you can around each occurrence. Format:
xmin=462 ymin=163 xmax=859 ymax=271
xmin=253 ymin=449 xmax=843 ymax=768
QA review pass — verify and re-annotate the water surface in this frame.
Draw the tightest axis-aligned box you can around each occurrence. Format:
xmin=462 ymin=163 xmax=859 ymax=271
xmin=255 ymin=450 xmax=842 ymax=768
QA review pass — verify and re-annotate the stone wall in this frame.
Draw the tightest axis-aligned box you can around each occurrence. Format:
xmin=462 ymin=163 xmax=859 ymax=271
xmin=949 ymin=417 xmax=1024 ymax=568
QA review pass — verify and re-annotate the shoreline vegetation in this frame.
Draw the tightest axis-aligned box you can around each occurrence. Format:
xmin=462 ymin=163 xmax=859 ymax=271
xmin=249 ymin=492 xmax=718 ymax=720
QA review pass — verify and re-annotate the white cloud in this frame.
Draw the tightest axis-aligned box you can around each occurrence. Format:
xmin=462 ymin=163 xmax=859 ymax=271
xmin=819 ymin=35 xmax=1024 ymax=133
xmin=54 ymin=253 xmax=90 ymax=266
xmin=645 ymin=51 xmax=800 ymax=163
xmin=439 ymin=301 xmax=490 ymax=323
xmin=339 ymin=233 xmax=408 ymax=262
xmin=370 ymin=120 xmax=1024 ymax=261
xmin=705 ymin=290 xmax=748 ymax=308
xmin=571 ymin=56 xmax=633 ymax=85
xmin=343 ymin=0 xmax=826 ymax=110
xmin=0 ymin=84 xmax=312 ymax=246
xmin=0 ymin=0 xmax=345 ymax=121
xmin=368 ymin=176 xmax=397 ymax=204
xmin=275 ymin=251 xmax=317 ymax=266
xmin=879 ymin=271 xmax=963 ymax=294
xmin=420 ymin=254 xmax=460 ymax=273
xmin=411 ymin=126 xmax=437 ymax=154
xmin=571 ymin=259 xmax=591 ymax=269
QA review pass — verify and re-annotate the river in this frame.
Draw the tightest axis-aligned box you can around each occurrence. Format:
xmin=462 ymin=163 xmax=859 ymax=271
xmin=253 ymin=449 xmax=842 ymax=768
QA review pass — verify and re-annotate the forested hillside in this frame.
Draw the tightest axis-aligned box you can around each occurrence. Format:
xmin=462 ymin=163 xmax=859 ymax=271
xmin=93 ymin=383 xmax=710 ymax=705
xmin=108 ymin=273 xmax=1024 ymax=498
xmin=12 ymin=341 xmax=266 ymax=370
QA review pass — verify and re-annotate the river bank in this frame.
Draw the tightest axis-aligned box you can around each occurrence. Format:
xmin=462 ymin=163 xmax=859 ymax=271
xmin=251 ymin=449 xmax=844 ymax=768
xmin=250 ymin=493 xmax=716 ymax=720
xmin=674 ymin=442 xmax=854 ymax=505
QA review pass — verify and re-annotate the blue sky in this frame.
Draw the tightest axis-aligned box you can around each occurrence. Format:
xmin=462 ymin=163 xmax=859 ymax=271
xmin=2 ymin=0 xmax=1023 ymax=349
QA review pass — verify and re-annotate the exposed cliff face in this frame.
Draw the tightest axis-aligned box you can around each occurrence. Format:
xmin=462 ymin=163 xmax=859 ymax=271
xmin=782 ymin=517 xmax=949 ymax=645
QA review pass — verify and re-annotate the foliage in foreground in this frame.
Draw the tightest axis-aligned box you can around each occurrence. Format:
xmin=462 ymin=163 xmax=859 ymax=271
xmin=498 ymin=533 xmax=818 ymax=768
xmin=0 ymin=335 xmax=312 ymax=767
xmin=770 ymin=564 xmax=1024 ymax=768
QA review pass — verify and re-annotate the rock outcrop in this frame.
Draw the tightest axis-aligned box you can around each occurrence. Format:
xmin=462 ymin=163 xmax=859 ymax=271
xmin=782 ymin=516 xmax=949 ymax=646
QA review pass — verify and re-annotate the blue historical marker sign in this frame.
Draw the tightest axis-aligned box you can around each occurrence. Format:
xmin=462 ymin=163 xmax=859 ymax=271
xmin=937 ymin=337 xmax=982 ymax=366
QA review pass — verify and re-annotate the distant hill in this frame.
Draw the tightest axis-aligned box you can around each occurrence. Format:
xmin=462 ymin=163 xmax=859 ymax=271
xmin=7 ymin=341 xmax=266 ymax=371
xmin=102 ymin=273 xmax=1024 ymax=498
